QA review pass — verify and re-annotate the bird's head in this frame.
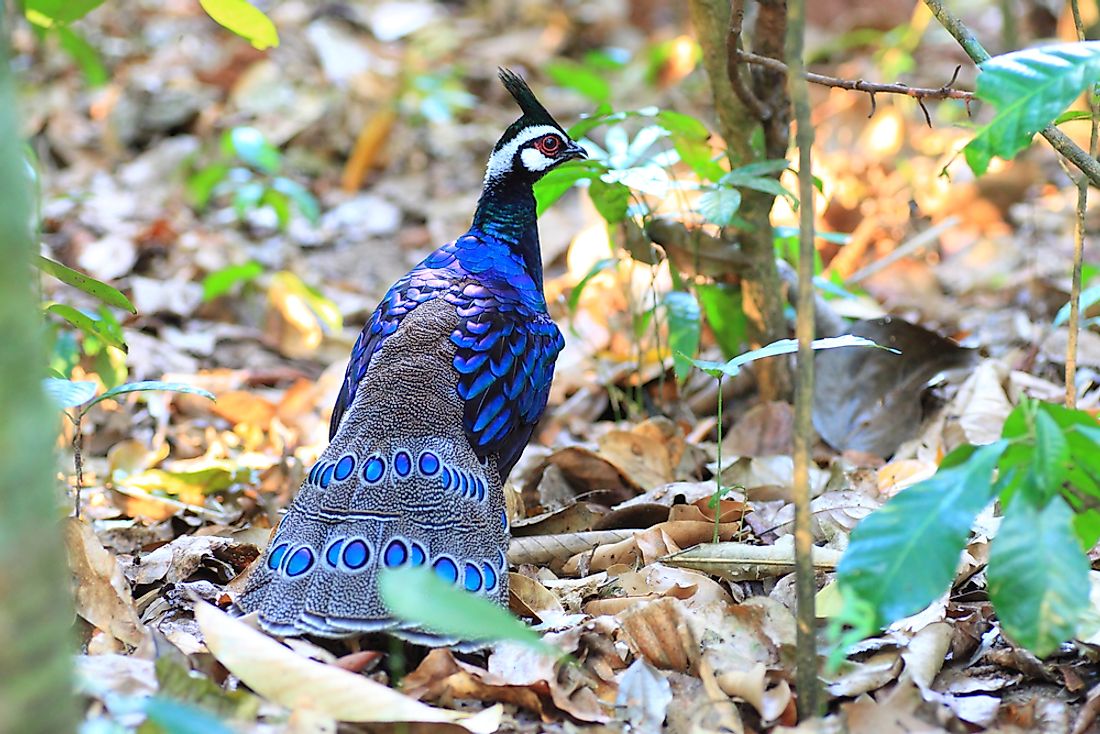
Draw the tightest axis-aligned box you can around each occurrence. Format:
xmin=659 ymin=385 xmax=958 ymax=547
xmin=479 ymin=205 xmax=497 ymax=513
xmin=484 ymin=68 xmax=587 ymax=187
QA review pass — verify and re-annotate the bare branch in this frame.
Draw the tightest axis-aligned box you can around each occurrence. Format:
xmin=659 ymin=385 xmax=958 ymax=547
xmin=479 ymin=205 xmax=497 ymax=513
xmin=726 ymin=0 xmax=772 ymax=121
xmin=737 ymin=51 xmax=974 ymax=105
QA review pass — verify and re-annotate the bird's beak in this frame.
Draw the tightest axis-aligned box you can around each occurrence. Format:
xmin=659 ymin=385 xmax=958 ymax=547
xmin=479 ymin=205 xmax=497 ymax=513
xmin=563 ymin=140 xmax=587 ymax=161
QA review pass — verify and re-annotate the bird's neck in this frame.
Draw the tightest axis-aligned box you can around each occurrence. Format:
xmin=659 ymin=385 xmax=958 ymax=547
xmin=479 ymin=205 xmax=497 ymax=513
xmin=470 ymin=177 xmax=543 ymax=288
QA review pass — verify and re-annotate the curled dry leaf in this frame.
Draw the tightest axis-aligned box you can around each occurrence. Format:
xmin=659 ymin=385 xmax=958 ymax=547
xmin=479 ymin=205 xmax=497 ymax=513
xmin=402 ymin=649 xmax=550 ymax=721
xmin=194 ymin=601 xmax=502 ymax=731
xmin=661 ymin=536 xmax=843 ymax=582
xmin=562 ymin=519 xmax=739 ymax=575
xmin=508 ymin=572 xmax=566 ymax=622
xmin=616 ymin=658 xmax=673 ymax=731
xmin=509 ymin=529 xmax=635 ymax=567
xmin=616 ymin=596 xmax=697 ymax=672
xmin=64 ymin=518 xmax=150 ymax=649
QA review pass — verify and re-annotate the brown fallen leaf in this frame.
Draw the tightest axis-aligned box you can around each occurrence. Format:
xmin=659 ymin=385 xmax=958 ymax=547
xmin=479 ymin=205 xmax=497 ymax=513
xmin=617 ymin=597 xmax=696 ymax=672
xmin=596 ymin=417 xmax=691 ymax=490
xmin=562 ymin=520 xmax=739 ymax=575
xmin=194 ymin=601 xmax=501 ymax=731
xmin=402 ymin=649 xmax=549 ymax=720
xmin=64 ymin=518 xmax=150 ymax=649
xmin=209 ymin=390 xmax=278 ymax=428
xmin=508 ymin=572 xmax=566 ymax=622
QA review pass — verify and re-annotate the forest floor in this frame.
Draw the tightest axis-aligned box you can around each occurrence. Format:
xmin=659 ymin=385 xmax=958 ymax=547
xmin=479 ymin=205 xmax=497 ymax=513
xmin=27 ymin=0 xmax=1100 ymax=732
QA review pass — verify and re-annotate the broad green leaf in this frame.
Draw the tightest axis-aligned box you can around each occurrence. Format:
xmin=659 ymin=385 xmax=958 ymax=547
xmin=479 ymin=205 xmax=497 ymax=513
xmin=1032 ymin=408 xmax=1070 ymax=500
xmin=223 ymin=127 xmax=281 ymax=174
xmin=232 ymin=180 xmax=265 ymax=219
xmin=721 ymin=171 xmax=798 ymax=208
xmin=672 ymin=135 xmax=725 ymax=182
xmin=1074 ymin=509 xmax=1100 ymax=549
xmin=656 ymin=110 xmax=709 ymax=139
xmin=42 ymin=378 xmax=97 ymax=408
xmin=964 ymin=42 xmax=1100 ymax=175
xmin=1053 ymin=283 xmax=1100 ymax=326
xmin=81 ymin=381 xmax=216 ymax=414
xmin=534 ymin=159 xmax=604 ymax=216
xmin=23 ymin=0 xmax=105 ymax=26
xmin=696 ymin=282 xmax=746 ymax=358
xmin=36 ymin=256 xmax=136 ymax=313
xmin=378 ymin=566 xmax=558 ymax=656
xmin=837 ymin=441 xmax=1008 ymax=628
xmin=56 ymin=26 xmax=108 ymax=87
xmin=664 ymin=291 xmax=701 ymax=383
xmin=45 ymin=303 xmax=127 ymax=351
xmin=698 ymin=187 xmax=742 ymax=227
xmin=689 ymin=334 xmax=897 ymax=379
xmin=199 ymin=0 xmax=279 ymax=50
xmin=545 ymin=60 xmax=611 ymax=105
xmin=588 ymin=178 xmax=630 ymax=223
xmin=143 ymin=697 xmax=237 ymax=734
xmin=988 ymin=494 xmax=1089 ymax=656
xmin=568 ymin=258 xmax=617 ymax=312
xmin=203 ymin=261 xmax=264 ymax=302
xmin=727 ymin=159 xmax=790 ymax=177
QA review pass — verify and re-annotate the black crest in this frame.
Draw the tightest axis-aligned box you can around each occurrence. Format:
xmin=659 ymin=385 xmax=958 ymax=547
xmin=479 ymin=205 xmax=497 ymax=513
xmin=495 ymin=68 xmax=565 ymax=148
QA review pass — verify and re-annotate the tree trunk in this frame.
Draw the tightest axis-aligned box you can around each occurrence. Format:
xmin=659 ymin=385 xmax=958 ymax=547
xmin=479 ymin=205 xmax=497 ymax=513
xmin=688 ymin=0 xmax=792 ymax=401
xmin=0 ymin=17 xmax=78 ymax=734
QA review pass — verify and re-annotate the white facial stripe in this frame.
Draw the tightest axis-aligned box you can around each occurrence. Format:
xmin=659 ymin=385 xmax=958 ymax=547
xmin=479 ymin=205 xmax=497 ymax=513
xmin=484 ymin=125 xmax=562 ymax=182
xmin=520 ymin=148 xmax=555 ymax=172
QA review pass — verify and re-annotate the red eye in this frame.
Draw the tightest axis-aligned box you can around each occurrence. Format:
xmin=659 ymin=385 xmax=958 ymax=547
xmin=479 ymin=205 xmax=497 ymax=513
xmin=536 ymin=135 xmax=562 ymax=155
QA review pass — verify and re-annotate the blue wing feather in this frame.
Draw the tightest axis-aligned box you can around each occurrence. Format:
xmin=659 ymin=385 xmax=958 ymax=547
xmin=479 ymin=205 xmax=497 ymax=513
xmin=329 ymin=235 xmax=564 ymax=479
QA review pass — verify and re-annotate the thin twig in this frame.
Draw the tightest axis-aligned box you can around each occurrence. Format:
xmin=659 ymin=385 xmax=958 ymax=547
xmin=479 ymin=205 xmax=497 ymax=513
xmin=738 ymin=51 xmax=973 ymax=103
xmin=923 ymin=0 xmax=1100 ymax=188
xmin=786 ymin=0 xmax=822 ymax=717
xmin=1067 ymin=0 xmax=1098 ymax=408
xmin=71 ymin=412 xmax=83 ymax=518
xmin=727 ymin=0 xmax=772 ymax=121
xmin=846 ymin=216 xmax=961 ymax=285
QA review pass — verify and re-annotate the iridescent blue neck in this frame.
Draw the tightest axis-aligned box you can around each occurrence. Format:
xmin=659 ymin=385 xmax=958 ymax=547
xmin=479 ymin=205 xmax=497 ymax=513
xmin=469 ymin=178 xmax=543 ymax=289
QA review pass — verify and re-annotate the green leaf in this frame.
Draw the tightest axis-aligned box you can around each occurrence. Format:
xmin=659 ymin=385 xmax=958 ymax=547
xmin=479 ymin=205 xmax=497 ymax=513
xmin=568 ymin=257 xmax=617 ymax=312
xmin=1074 ymin=509 xmax=1100 ymax=549
xmin=672 ymin=135 xmax=725 ymax=182
xmin=56 ymin=26 xmax=108 ymax=87
xmin=696 ymin=282 xmax=746 ymax=358
xmin=1032 ymin=408 xmax=1070 ymax=500
xmin=23 ymin=0 xmax=105 ymax=26
xmin=987 ymin=494 xmax=1090 ymax=656
xmin=36 ymin=256 xmax=136 ymax=313
xmin=45 ymin=303 xmax=127 ymax=351
xmin=202 ymin=261 xmax=264 ymax=302
xmin=688 ymin=334 xmax=897 ymax=379
xmin=223 ymin=127 xmax=281 ymax=174
xmin=1053 ymin=283 xmax=1100 ymax=326
xmin=534 ymin=159 xmax=604 ymax=216
xmin=698 ymin=188 xmax=742 ymax=227
xmin=143 ymin=697 xmax=237 ymax=734
xmin=186 ymin=164 xmax=230 ymax=210
xmin=964 ymin=42 xmax=1100 ymax=175
xmin=260 ymin=187 xmax=291 ymax=229
xmin=664 ymin=291 xmax=701 ymax=383
xmin=655 ymin=110 xmax=710 ymax=139
xmin=1055 ymin=109 xmax=1096 ymax=124
xmin=721 ymin=171 xmax=798 ymax=208
xmin=837 ymin=441 xmax=1008 ymax=629
xmin=545 ymin=60 xmax=611 ymax=105
xmin=198 ymin=0 xmax=279 ymax=50
xmin=81 ymin=381 xmax=216 ymax=415
xmin=588 ymin=178 xmax=631 ymax=223
xmin=42 ymin=378 xmax=97 ymax=408
xmin=271 ymin=177 xmax=319 ymax=224
xmin=378 ymin=566 xmax=558 ymax=656
xmin=727 ymin=159 xmax=790 ymax=178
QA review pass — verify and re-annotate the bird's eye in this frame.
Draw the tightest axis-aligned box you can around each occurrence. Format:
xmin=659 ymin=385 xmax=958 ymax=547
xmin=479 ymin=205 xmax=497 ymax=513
xmin=535 ymin=135 xmax=562 ymax=155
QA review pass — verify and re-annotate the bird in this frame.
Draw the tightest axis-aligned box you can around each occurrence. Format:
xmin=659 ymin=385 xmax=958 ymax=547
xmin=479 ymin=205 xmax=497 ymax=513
xmin=235 ymin=69 xmax=586 ymax=645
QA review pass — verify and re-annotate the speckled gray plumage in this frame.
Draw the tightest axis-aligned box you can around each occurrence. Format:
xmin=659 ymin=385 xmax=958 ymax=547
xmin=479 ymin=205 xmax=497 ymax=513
xmin=237 ymin=298 xmax=509 ymax=641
